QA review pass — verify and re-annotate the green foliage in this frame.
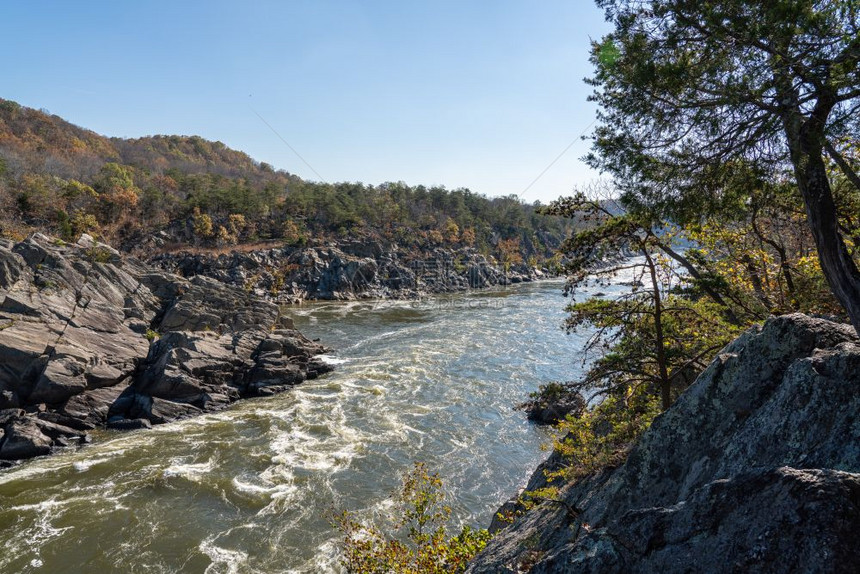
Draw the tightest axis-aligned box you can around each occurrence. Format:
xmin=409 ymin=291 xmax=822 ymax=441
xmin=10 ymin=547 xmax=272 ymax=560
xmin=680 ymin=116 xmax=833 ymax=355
xmin=568 ymin=294 xmax=738 ymax=400
xmin=145 ymin=329 xmax=159 ymax=342
xmin=15 ymin=174 xmax=55 ymax=220
xmin=595 ymin=38 xmax=620 ymax=68
xmin=332 ymin=462 xmax=492 ymax=574
xmin=0 ymin=99 xmax=21 ymax=114
xmin=191 ymin=207 xmax=214 ymax=240
xmin=587 ymin=0 xmax=859 ymax=218
xmin=93 ymin=162 xmax=136 ymax=195
xmin=70 ymin=212 xmax=99 ymax=237
xmin=526 ymin=382 xmax=570 ymax=404
xmin=547 ymin=189 xmax=740 ymax=411
xmin=539 ymin=168 xmax=853 ymax=491
xmin=535 ymin=386 xmax=661 ymax=491
xmin=517 ymin=388 xmax=660 ymax=518
xmin=588 ymin=0 xmax=860 ymax=331
xmin=282 ymin=218 xmax=307 ymax=246
xmin=684 ymin=194 xmax=846 ymax=321
xmin=55 ymin=209 xmax=73 ymax=241
xmin=85 ymin=246 xmax=114 ymax=264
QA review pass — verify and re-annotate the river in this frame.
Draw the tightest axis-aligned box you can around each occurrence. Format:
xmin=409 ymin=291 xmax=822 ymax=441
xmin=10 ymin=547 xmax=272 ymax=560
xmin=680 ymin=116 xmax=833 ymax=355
xmin=0 ymin=278 xmax=615 ymax=573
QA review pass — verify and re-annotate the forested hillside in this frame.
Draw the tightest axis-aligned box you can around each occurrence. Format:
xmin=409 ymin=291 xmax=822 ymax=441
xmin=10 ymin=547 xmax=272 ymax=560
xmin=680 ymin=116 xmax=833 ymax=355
xmin=0 ymin=98 xmax=571 ymax=261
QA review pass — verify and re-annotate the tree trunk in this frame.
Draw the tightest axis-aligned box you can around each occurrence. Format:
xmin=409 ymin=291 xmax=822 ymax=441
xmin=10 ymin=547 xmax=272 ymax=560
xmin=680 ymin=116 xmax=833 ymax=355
xmin=786 ymin=119 xmax=860 ymax=334
xmin=644 ymin=251 xmax=672 ymax=410
xmin=749 ymin=207 xmax=797 ymax=309
xmin=740 ymin=253 xmax=774 ymax=311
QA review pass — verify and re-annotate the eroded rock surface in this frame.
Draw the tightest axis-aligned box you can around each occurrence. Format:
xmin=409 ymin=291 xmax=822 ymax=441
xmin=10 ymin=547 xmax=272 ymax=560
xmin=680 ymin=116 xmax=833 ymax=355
xmin=468 ymin=314 xmax=860 ymax=573
xmin=151 ymin=242 xmax=545 ymax=302
xmin=0 ymin=233 xmax=331 ymax=463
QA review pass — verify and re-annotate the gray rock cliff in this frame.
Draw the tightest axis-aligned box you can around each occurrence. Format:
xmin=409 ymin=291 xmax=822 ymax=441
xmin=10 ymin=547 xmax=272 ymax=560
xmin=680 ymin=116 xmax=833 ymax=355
xmin=0 ymin=233 xmax=331 ymax=463
xmin=151 ymin=242 xmax=544 ymax=302
xmin=468 ymin=314 xmax=860 ymax=573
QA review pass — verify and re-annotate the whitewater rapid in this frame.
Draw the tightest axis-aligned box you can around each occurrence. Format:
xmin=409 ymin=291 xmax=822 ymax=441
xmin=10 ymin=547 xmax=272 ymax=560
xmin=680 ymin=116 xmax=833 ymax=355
xmin=0 ymin=278 xmax=625 ymax=573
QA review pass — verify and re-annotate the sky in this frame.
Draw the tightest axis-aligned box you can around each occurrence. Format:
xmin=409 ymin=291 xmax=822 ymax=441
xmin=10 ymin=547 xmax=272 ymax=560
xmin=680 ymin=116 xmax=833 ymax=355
xmin=1 ymin=1 xmax=612 ymax=204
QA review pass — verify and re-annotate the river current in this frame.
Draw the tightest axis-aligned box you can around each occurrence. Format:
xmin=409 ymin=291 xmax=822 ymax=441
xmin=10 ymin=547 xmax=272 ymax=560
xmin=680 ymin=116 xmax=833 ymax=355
xmin=0 ymin=278 xmax=617 ymax=573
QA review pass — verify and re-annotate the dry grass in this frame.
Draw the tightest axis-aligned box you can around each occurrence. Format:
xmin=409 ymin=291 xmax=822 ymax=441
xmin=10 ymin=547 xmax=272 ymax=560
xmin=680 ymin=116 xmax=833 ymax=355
xmin=0 ymin=218 xmax=36 ymax=242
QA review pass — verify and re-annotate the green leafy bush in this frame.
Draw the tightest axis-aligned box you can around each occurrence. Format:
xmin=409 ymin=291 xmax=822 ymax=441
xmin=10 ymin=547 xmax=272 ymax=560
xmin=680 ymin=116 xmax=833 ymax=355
xmin=332 ymin=462 xmax=492 ymax=574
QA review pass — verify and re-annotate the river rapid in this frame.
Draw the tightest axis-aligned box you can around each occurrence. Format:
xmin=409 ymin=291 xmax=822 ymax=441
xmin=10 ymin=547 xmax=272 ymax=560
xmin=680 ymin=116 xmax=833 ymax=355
xmin=0 ymin=278 xmax=619 ymax=573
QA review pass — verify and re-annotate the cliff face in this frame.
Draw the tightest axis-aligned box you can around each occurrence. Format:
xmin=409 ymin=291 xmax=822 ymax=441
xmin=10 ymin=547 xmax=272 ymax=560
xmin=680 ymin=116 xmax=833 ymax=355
xmin=468 ymin=314 xmax=860 ymax=573
xmin=150 ymin=241 xmax=546 ymax=303
xmin=0 ymin=233 xmax=331 ymax=463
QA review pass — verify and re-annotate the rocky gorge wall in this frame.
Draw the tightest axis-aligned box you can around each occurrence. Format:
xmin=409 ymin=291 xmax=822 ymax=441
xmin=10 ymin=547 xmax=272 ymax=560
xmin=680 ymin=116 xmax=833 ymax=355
xmin=468 ymin=314 xmax=860 ymax=573
xmin=150 ymin=239 xmax=548 ymax=303
xmin=0 ymin=233 xmax=331 ymax=464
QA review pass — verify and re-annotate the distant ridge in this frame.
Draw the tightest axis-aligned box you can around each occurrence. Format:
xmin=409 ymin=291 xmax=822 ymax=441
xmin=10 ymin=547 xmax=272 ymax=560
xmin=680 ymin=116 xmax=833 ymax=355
xmin=0 ymin=98 xmax=572 ymax=263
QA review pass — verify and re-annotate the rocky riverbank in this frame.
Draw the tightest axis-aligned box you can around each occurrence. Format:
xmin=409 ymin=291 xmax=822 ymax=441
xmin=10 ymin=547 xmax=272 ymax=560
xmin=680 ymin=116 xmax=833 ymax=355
xmin=469 ymin=314 xmax=860 ymax=573
xmin=0 ymin=233 xmax=332 ymax=465
xmin=149 ymin=239 xmax=548 ymax=303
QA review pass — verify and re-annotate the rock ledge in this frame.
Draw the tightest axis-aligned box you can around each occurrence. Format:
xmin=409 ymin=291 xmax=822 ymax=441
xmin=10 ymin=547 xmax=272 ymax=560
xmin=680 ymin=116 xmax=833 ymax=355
xmin=468 ymin=314 xmax=860 ymax=573
xmin=0 ymin=233 xmax=331 ymax=463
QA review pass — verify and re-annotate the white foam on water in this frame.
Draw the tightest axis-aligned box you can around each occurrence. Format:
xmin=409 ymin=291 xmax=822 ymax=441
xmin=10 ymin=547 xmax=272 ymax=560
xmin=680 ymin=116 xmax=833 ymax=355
xmin=226 ymin=392 xmax=371 ymax=518
xmin=231 ymin=464 xmax=300 ymax=503
xmin=9 ymin=497 xmax=69 ymax=513
xmin=0 ymin=280 xmax=588 ymax=573
xmin=267 ymin=425 xmax=362 ymax=474
xmin=364 ymin=384 xmax=386 ymax=396
xmin=317 ymin=354 xmax=350 ymax=365
xmin=72 ymin=455 xmax=115 ymax=472
xmin=345 ymin=329 xmax=399 ymax=349
xmin=0 ymin=497 xmax=75 ymax=572
xmin=231 ymin=476 xmax=283 ymax=497
xmin=200 ymin=536 xmax=249 ymax=574
xmin=0 ymin=453 xmax=101 ymax=485
xmin=161 ymin=458 xmax=215 ymax=482
xmin=0 ymin=439 xmax=138 ymax=483
xmin=308 ymin=539 xmax=342 ymax=574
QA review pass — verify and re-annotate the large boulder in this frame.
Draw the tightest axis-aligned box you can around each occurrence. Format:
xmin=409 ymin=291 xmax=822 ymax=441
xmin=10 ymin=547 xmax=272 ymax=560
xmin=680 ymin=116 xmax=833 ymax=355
xmin=516 ymin=382 xmax=587 ymax=425
xmin=468 ymin=314 xmax=860 ymax=573
xmin=26 ymin=355 xmax=89 ymax=404
xmin=0 ymin=417 xmax=52 ymax=460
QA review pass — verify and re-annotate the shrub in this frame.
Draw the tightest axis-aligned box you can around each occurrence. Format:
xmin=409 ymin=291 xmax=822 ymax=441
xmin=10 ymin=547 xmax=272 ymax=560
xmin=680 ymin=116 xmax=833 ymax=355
xmin=70 ymin=212 xmax=99 ymax=237
xmin=85 ymin=246 xmax=114 ymax=264
xmin=521 ymin=386 xmax=661 ymax=510
xmin=332 ymin=462 xmax=492 ymax=574
xmin=191 ymin=207 xmax=214 ymax=240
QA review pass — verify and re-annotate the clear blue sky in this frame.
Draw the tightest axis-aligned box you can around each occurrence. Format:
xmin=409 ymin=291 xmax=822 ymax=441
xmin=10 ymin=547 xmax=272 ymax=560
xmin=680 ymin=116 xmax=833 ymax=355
xmin=2 ymin=1 xmax=611 ymax=203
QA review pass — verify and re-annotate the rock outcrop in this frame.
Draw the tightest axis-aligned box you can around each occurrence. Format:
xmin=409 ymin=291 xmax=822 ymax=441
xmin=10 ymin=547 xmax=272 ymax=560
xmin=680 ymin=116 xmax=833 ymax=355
xmin=468 ymin=314 xmax=860 ymax=573
xmin=151 ymin=241 xmax=545 ymax=302
xmin=0 ymin=233 xmax=331 ymax=463
xmin=515 ymin=382 xmax=587 ymax=425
